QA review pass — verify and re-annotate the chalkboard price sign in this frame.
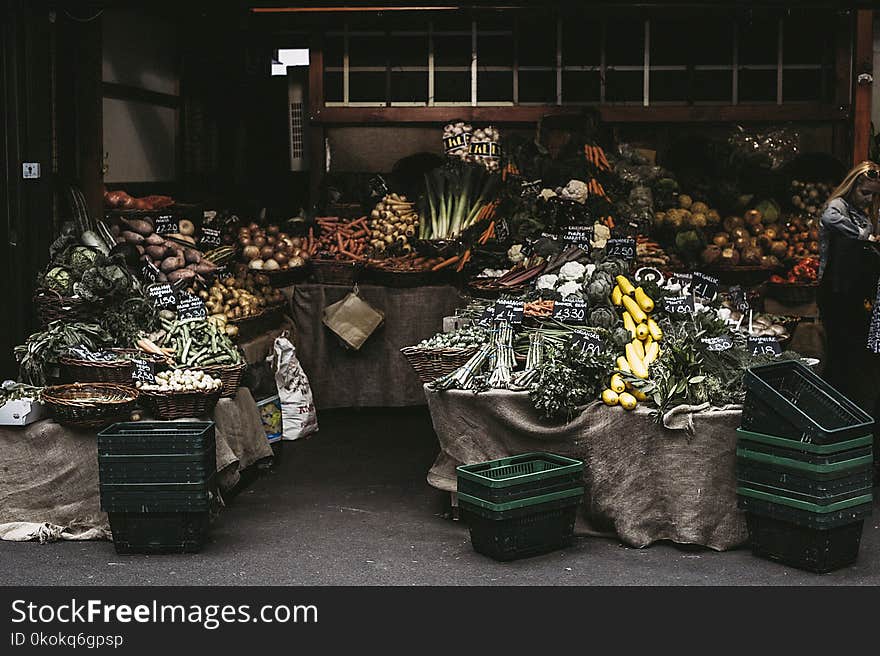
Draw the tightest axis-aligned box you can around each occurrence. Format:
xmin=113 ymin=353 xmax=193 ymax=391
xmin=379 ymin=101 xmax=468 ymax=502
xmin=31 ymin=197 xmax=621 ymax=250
xmin=146 ymin=282 xmax=176 ymax=309
xmin=199 ymin=227 xmax=222 ymax=247
xmin=176 ymin=293 xmax=208 ymax=322
xmin=663 ymin=295 xmax=695 ymax=315
xmin=477 ymin=305 xmax=496 ymax=326
xmin=691 ymin=271 xmax=719 ymax=300
xmin=493 ymin=299 xmax=525 ymax=325
xmin=552 ymin=299 xmax=588 ymax=325
xmin=729 ymin=285 xmax=750 ymax=312
xmin=748 ymin=335 xmax=782 ymax=357
xmin=571 ymin=329 xmax=604 ymax=357
xmin=155 ymin=214 xmax=179 ymax=235
xmin=142 ymin=261 xmax=160 ymax=283
xmin=131 ymin=358 xmax=156 ymax=384
xmin=701 ymin=335 xmax=734 ymax=352
xmin=495 ymin=218 xmax=510 ymax=242
xmin=605 ymin=238 xmax=636 ymax=261
xmin=562 ymin=226 xmax=593 ymax=251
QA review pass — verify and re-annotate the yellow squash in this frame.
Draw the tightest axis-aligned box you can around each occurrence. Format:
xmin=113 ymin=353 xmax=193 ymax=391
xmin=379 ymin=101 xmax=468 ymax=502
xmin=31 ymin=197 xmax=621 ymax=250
xmin=625 ymin=343 xmax=649 ymax=379
xmin=616 ymin=356 xmax=631 ymax=373
xmin=611 ymin=285 xmax=623 ymax=306
xmin=635 ymin=322 xmax=649 ymax=341
xmin=622 ymin=311 xmax=636 ymax=336
xmin=634 ymin=287 xmax=655 ymax=313
xmin=621 ymin=294 xmax=647 ymax=324
xmin=616 ymin=275 xmax=636 ymax=296
xmin=602 ymin=389 xmax=620 ymax=406
xmin=610 ymin=373 xmax=626 ymax=393
xmin=647 ymin=318 xmax=663 ymax=341
xmin=631 ymin=338 xmax=645 ymax=361
xmin=644 ymin=341 xmax=660 ymax=365
xmin=618 ymin=392 xmax=638 ymax=410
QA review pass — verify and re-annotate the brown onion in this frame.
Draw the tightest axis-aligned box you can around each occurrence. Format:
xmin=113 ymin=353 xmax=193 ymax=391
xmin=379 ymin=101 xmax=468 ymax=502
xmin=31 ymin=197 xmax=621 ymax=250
xmin=253 ymin=235 xmax=266 ymax=247
xmin=242 ymin=245 xmax=261 ymax=261
xmin=267 ymin=225 xmax=280 ymax=235
xmin=260 ymin=245 xmax=275 ymax=259
xmin=263 ymin=258 xmax=280 ymax=271
xmin=266 ymin=235 xmax=277 ymax=246
xmin=240 ymin=237 xmax=252 ymax=248
xmin=274 ymin=252 xmax=289 ymax=266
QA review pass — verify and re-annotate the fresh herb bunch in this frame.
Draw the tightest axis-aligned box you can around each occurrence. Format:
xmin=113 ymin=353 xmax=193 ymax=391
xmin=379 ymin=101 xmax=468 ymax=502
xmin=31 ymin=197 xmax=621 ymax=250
xmin=98 ymin=296 xmax=158 ymax=347
xmin=529 ymin=341 xmax=615 ymax=422
xmin=15 ymin=321 xmax=114 ymax=386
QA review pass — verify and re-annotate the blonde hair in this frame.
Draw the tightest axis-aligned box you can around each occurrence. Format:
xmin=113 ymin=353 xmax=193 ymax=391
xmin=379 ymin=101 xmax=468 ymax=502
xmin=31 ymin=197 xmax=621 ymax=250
xmin=826 ymin=160 xmax=880 ymax=230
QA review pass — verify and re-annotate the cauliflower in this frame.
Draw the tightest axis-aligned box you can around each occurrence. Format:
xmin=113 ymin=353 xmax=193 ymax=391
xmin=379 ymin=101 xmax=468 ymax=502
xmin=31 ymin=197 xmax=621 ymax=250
xmin=507 ymin=243 xmax=525 ymax=264
xmin=557 ymin=281 xmax=582 ymax=298
xmin=584 ymin=263 xmax=596 ymax=279
xmin=558 ymin=261 xmax=586 ymax=281
xmin=536 ymin=274 xmax=559 ymax=290
xmin=539 ymin=188 xmax=558 ymax=201
xmin=591 ymin=222 xmax=611 ymax=249
xmin=560 ymin=179 xmax=589 ymax=204
xmin=717 ymin=308 xmax=732 ymax=322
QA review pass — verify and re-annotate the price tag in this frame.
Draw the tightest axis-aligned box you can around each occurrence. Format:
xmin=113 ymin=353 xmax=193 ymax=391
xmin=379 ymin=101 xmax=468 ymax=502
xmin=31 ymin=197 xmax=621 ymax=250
xmin=691 ymin=271 xmax=719 ymax=300
xmin=176 ymin=293 xmax=208 ymax=322
xmin=748 ymin=335 xmax=783 ymax=357
xmin=605 ymin=238 xmax=636 ymax=261
xmin=663 ymin=295 xmax=695 ymax=315
xmin=213 ymin=264 xmax=230 ymax=280
xmin=562 ymin=226 xmax=593 ymax=253
xmin=634 ymin=267 xmax=664 ymax=286
xmin=552 ymin=299 xmax=589 ymax=325
xmin=131 ymin=358 xmax=156 ymax=384
xmin=701 ymin=335 xmax=734 ymax=352
xmin=199 ymin=227 xmax=222 ymax=247
xmin=146 ymin=282 xmax=176 ymax=309
xmin=155 ymin=213 xmax=179 ymax=235
xmin=493 ymin=299 xmax=525 ymax=325
xmin=443 ymin=133 xmax=470 ymax=155
xmin=673 ymin=273 xmax=693 ymax=290
xmin=468 ymin=140 xmax=501 ymax=159
xmin=142 ymin=261 xmax=160 ymax=283
xmin=495 ymin=219 xmax=510 ymax=242
xmin=571 ymin=329 xmax=604 ymax=357
xmin=477 ymin=305 xmax=496 ymax=326
xmin=729 ymin=285 xmax=750 ymax=312
xmin=369 ymin=174 xmax=389 ymax=198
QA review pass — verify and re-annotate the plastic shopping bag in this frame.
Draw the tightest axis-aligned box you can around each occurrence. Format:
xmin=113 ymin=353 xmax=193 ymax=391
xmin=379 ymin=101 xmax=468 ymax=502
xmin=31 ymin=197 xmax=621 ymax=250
xmin=267 ymin=332 xmax=318 ymax=441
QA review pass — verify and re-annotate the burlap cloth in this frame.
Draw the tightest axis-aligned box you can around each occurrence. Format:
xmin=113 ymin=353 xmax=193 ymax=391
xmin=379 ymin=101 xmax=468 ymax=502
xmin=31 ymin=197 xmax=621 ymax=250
xmin=292 ymin=283 xmax=465 ymax=409
xmin=0 ymin=388 xmax=273 ymax=543
xmin=425 ymin=387 xmax=747 ymax=551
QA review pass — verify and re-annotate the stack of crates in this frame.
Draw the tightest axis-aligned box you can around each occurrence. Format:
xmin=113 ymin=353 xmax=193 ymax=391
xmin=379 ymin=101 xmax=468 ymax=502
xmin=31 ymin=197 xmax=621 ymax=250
xmin=456 ymin=453 xmax=584 ymax=561
xmin=737 ymin=361 xmax=874 ymax=573
xmin=97 ymin=421 xmax=217 ymax=554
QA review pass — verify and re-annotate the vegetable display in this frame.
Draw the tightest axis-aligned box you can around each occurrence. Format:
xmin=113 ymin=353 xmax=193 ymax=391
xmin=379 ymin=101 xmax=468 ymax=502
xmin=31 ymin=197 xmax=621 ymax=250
xmin=237 ymin=222 xmax=310 ymax=271
xmin=368 ymin=194 xmax=419 ymax=256
xmin=16 ymin=322 xmax=114 ymax=386
xmin=136 ymin=369 xmax=222 ymax=393
xmin=112 ymin=216 xmax=217 ymax=283
xmin=307 ymin=216 xmax=370 ymax=261
xmin=154 ymin=317 xmax=242 ymax=368
xmin=421 ymin=163 xmax=501 ymax=239
xmin=104 ymin=189 xmax=174 ymax=211
xmin=201 ymin=270 xmax=285 ymax=326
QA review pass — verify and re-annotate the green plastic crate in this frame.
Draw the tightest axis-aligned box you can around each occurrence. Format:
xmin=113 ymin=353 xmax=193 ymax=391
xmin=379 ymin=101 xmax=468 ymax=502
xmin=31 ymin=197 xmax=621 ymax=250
xmin=457 ymin=453 xmax=583 ymax=503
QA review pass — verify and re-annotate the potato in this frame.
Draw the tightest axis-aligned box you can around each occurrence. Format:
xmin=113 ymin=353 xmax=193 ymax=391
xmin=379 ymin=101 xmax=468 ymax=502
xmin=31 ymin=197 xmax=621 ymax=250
xmin=145 ymin=233 xmax=165 ymax=245
xmin=166 ymin=268 xmax=196 ymax=283
xmin=160 ymin=256 xmax=184 ymax=273
xmin=121 ymin=230 xmax=145 ymax=244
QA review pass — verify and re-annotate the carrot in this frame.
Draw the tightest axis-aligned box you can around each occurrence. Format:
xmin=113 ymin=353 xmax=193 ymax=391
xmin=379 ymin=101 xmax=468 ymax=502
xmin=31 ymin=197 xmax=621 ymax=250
xmin=456 ymin=249 xmax=472 ymax=272
xmin=340 ymin=249 xmax=365 ymax=261
xmin=432 ymin=255 xmax=460 ymax=271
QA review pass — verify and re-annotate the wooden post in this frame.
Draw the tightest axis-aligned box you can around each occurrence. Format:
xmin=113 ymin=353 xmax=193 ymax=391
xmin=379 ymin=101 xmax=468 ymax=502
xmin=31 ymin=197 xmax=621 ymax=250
xmin=832 ymin=10 xmax=854 ymax=166
xmin=308 ymin=32 xmax=325 ymax=211
xmin=852 ymin=9 xmax=874 ymax=165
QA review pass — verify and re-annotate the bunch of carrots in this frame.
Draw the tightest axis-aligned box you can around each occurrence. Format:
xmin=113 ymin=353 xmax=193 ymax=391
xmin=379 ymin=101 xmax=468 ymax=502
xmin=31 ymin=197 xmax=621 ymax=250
xmin=452 ymin=203 xmax=500 ymax=273
xmin=584 ymin=144 xmax=612 ymax=171
xmin=306 ymin=216 xmax=371 ymax=261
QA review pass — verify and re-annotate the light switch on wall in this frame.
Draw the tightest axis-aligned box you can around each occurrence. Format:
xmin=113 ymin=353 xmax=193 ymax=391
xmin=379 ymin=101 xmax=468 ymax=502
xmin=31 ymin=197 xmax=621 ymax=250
xmin=22 ymin=163 xmax=40 ymax=179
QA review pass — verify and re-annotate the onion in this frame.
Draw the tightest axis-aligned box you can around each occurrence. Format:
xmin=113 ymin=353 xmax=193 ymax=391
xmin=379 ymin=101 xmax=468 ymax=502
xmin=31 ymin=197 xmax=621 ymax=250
xmin=253 ymin=235 xmax=266 ymax=248
xmin=266 ymin=235 xmax=277 ymax=246
xmin=260 ymin=245 xmax=275 ymax=259
xmin=267 ymin=225 xmax=280 ymax=235
xmin=242 ymin=245 xmax=261 ymax=261
xmin=290 ymin=237 xmax=303 ymax=249
xmin=248 ymin=259 xmax=264 ymax=270
xmin=240 ymin=237 xmax=252 ymax=248
xmin=263 ymin=258 xmax=280 ymax=271
xmin=274 ymin=252 xmax=289 ymax=266
xmin=248 ymin=222 xmax=260 ymax=232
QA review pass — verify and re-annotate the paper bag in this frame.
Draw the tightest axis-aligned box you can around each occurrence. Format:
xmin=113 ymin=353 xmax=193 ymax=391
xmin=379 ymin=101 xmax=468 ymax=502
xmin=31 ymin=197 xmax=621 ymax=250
xmin=267 ymin=333 xmax=318 ymax=441
xmin=322 ymin=290 xmax=384 ymax=350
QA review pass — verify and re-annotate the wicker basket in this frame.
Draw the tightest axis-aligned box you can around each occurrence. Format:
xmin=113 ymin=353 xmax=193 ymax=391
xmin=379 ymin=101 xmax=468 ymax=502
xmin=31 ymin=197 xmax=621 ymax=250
xmin=228 ymin=305 xmax=285 ymax=341
xmin=139 ymin=389 xmax=222 ymax=420
xmin=261 ymin=264 xmax=311 ymax=287
xmin=42 ymin=383 xmax=139 ymax=429
xmin=362 ymin=266 xmax=448 ymax=288
xmin=311 ymin=259 xmax=363 ymax=285
xmin=198 ymin=361 xmax=246 ymax=398
xmin=33 ymin=288 xmax=94 ymax=329
xmin=400 ymin=346 xmax=478 ymax=384
xmin=59 ymin=349 xmax=169 ymax=384
xmin=765 ymin=281 xmax=818 ymax=306
xmin=467 ymin=279 xmax=528 ymax=300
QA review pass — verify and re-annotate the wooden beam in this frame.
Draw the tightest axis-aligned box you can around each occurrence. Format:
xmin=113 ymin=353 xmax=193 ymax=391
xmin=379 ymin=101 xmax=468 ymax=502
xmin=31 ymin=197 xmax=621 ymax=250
xmin=832 ymin=9 xmax=853 ymax=164
xmin=852 ymin=8 xmax=873 ymax=165
xmin=101 ymin=81 xmax=180 ymax=109
xmin=308 ymin=32 xmax=325 ymax=207
xmin=311 ymin=103 xmax=849 ymax=125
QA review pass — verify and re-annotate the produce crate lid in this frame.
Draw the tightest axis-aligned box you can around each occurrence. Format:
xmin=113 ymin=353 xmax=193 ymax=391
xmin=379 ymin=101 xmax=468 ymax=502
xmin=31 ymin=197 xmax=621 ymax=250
xmin=457 ymin=452 xmax=583 ymax=488
xmin=457 ymin=487 xmax=584 ymax=513
xmin=98 ymin=421 xmax=214 ymax=437
xmin=737 ymin=486 xmax=873 ymax=514
xmin=736 ymin=428 xmax=873 ymax=454
xmin=736 ymin=447 xmax=874 ymax=474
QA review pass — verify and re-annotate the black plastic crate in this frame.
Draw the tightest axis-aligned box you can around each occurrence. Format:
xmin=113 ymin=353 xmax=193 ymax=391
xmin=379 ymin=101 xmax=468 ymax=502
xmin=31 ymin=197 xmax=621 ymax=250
xmin=97 ymin=421 xmax=215 ymax=455
xmin=737 ymin=462 xmax=873 ymax=499
xmin=108 ymin=511 xmax=210 ymax=554
xmin=737 ymin=489 xmax=873 ymax=530
xmin=737 ymin=431 xmax=873 ymax=480
xmin=457 ymin=453 xmax=583 ymax=503
xmin=746 ymin=513 xmax=864 ymax=573
xmin=742 ymin=361 xmax=874 ymax=445
xmin=737 ymin=479 xmax=871 ymax=507
xmin=98 ymin=447 xmax=215 ymax=484
xmin=458 ymin=488 xmax=583 ymax=561
xmin=100 ymin=478 xmax=217 ymax=513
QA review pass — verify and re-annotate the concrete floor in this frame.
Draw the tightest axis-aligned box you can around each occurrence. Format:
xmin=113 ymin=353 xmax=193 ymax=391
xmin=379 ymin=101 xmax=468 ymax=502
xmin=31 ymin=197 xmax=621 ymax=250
xmin=0 ymin=406 xmax=878 ymax=586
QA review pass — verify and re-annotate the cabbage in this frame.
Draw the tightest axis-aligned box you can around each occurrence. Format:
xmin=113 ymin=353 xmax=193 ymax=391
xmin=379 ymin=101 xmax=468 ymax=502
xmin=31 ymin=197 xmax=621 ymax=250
xmin=66 ymin=246 xmax=99 ymax=274
xmin=43 ymin=266 xmax=72 ymax=294
xmin=755 ymin=199 xmax=781 ymax=223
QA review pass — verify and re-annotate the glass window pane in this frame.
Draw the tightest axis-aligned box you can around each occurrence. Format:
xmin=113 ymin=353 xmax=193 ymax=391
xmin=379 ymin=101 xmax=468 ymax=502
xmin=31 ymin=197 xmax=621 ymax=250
xmin=561 ymin=18 xmax=601 ymax=66
xmin=434 ymin=71 xmax=471 ymax=102
xmin=324 ymin=72 xmax=343 ymax=103
xmin=518 ymin=70 xmax=556 ymax=103
xmin=391 ymin=72 xmax=427 ymax=103
xmin=650 ymin=70 xmax=688 ymax=102
xmin=783 ymin=11 xmax=832 ymax=65
xmin=737 ymin=14 xmax=778 ymax=65
xmin=386 ymin=35 xmax=427 ymax=67
xmin=562 ymin=71 xmax=600 ymax=103
xmin=434 ymin=35 xmax=472 ymax=67
xmin=693 ymin=70 xmax=732 ymax=102
xmin=477 ymin=71 xmax=512 ymax=102
xmin=349 ymin=35 xmax=386 ymax=67
xmin=606 ymin=19 xmax=643 ymax=66
xmin=349 ymin=72 xmax=386 ymax=103
xmin=782 ymin=69 xmax=824 ymax=102
xmin=325 ymin=36 xmax=344 ymax=68
xmin=605 ymin=70 xmax=643 ymax=102
xmin=650 ymin=20 xmax=690 ymax=66
xmin=517 ymin=17 xmax=556 ymax=67
xmin=477 ymin=33 xmax=513 ymax=67
xmin=738 ymin=68 xmax=777 ymax=102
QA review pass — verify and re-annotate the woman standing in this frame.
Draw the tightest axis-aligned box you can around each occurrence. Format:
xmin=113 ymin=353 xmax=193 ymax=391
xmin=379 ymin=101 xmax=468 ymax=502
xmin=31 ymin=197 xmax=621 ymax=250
xmin=817 ymin=161 xmax=880 ymax=465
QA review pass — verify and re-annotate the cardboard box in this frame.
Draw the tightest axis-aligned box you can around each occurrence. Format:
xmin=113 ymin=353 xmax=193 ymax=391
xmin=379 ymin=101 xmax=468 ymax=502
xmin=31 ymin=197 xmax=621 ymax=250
xmin=256 ymin=395 xmax=283 ymax=444
xmin=0 ymin=398 xmax=46 ymax=426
